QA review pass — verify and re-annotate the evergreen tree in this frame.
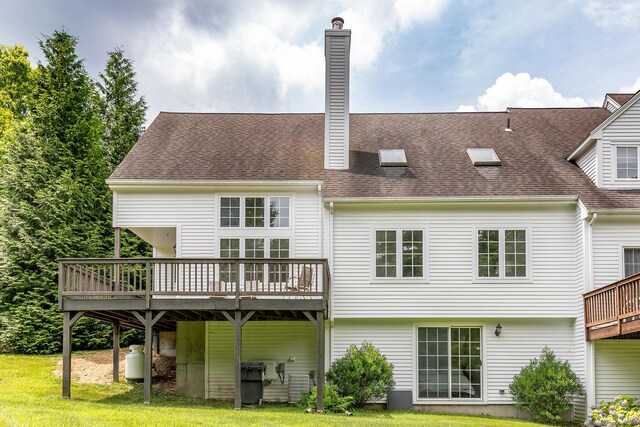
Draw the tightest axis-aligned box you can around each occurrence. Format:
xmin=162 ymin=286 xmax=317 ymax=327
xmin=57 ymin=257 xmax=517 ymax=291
xmin=97 ymin=47 xmax=151 ymax=259
xmin=97 ymin=47 xmax=147 ymax=170
xmin=0 ymin=31 xmax=112 ymax=353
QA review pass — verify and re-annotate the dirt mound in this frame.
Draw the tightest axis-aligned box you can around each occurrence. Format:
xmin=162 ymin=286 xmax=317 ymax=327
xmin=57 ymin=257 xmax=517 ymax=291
xmin=54 ymin=349 xmax=176 ymax=391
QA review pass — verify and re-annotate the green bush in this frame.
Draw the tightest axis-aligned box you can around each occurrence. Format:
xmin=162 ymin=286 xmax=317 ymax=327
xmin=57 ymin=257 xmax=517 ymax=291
xmin=585 ymin=395 xmax=640 ymax=426
xmin=297 ymin=383 xmax=355 ymax=413
xmin=509 ymin=346 xmax=584 ymax=425
xmin=326 ymin=341 xmax=395 ymax=407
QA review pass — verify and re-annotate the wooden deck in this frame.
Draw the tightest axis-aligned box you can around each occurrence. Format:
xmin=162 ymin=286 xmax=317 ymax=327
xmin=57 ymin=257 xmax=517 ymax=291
xmin=58 ymin=257 xmax=329 ymax=409
xmin=584 ymin=272 xmax=640 ymax=340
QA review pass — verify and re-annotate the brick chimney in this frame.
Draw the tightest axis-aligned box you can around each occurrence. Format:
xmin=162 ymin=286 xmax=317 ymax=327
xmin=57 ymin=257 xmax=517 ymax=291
xmin=324 ymin=17 xmax=351 ymax=170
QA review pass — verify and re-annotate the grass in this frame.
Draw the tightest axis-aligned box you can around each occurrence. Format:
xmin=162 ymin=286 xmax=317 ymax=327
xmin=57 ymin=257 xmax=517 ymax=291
xmin=0 ymin=354 xmax=548 ymax=427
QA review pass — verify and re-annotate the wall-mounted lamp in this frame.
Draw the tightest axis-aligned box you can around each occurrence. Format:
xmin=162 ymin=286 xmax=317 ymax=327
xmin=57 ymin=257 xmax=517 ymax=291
xmin=495 ymin=323 xmax=503 ymax=337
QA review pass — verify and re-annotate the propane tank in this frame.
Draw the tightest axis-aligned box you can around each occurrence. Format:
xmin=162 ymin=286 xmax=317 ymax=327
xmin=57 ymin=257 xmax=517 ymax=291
xmin=125 ymin=345 xmax=145 ymax=381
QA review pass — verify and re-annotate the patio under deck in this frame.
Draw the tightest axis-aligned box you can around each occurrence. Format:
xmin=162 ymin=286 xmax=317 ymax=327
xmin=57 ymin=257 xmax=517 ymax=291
xmin=584 ymin=272 xmax=640 ymax=341
xmin=58 ymin=257 xmax=330 ymax=411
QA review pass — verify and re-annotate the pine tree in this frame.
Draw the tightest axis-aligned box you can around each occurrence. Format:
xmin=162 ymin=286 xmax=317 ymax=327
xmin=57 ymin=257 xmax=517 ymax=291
xmin=97 ymin=47 xmax=151 ymax=259
xmin=98 ymin=47 xmax=147 ymax=170
xmin=0 ymin=31 xmax=112 ymax=353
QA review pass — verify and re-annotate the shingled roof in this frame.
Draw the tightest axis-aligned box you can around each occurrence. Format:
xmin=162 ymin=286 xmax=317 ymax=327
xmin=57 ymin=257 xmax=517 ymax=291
xmin=110 ymin=107 xmax=640 ymax=210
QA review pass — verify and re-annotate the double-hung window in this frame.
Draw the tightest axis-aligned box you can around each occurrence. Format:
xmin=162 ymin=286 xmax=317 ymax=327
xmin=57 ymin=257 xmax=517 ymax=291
xmin=624 ymin=248 xmax=640 ymax=277
xmin=616 ymin=146 xmax=639 ymax=180
xmin=476 ymin=228 xmax=528 ymax=279
xmin=417 ymin=327 xmax=482 ymax=399
xmin=374 ymin=228 xmax=425 ymax=279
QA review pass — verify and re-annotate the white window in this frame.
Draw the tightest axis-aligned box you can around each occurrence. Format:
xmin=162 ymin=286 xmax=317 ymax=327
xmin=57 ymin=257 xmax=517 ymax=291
xmin=245 ymin=197 xmax=265 ymax=228
xmin=269 ymin=197 xmax=290 ymax=227
xmin=476 ymin=228 xmax=528 ymax=279
xmin=417 ymin=327 xmax=482 ymax=399
xmin=220 ymin=197 xmax=240 ymax=227
xmin=219 ymin=196 xmax=290 ymax=229
xmin=374 ymin=228 xmax=424 ymax=279
xmin=219 ymin=238 xmax=290 ymax=283
xmin=624 ymin=248 xmax=640 ymax=277
xmin=617 ymin=146 xmax=639 ymax=179
xmin=219 ymin=238 xmax=240 ymax=282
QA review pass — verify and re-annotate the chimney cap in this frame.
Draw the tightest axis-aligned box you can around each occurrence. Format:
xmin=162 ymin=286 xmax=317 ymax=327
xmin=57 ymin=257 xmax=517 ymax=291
xmin=331 ymin=17 xmax=344 ymax=29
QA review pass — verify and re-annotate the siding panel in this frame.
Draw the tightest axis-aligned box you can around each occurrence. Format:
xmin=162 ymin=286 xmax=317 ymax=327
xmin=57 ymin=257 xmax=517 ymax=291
xmin=595 ymin=341 xmax=640 ymax=402
xmin=332 ymin=204 xmax=579 ymax=318
xmin=207 ymin=321 xmax=316 ymax=402
xmin=592 ymin=218 xmax=640 ymax=288
xmin=576 ymin=145 xmax=598 ymax=186
xmin=333 ymin=318 xmax=575 ymax=404
xmin=601 ymin=99 xmax=640 ymax=189
xmin=115 ymin=192 xmax=216 ymax=226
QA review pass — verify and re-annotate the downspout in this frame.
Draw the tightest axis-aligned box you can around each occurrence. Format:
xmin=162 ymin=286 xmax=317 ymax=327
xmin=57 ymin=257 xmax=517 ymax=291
xmin=587 ymin=213 xmax=598 ymax=292
xmin=586 ymin=212 xmax=598 ymax=411
xmin=328 ymin=201 xmax=334 ymax=370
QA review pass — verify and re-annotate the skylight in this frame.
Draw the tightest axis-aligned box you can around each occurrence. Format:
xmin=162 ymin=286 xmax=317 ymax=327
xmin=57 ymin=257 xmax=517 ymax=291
xmin=467 ymin=148 xmax=501 ymax=166
xmin=379 ymin=149 xmax=407 ymax=167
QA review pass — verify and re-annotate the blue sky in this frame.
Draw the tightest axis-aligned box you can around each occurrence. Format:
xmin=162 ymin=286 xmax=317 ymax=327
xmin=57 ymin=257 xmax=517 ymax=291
xmin=1 ymin=0 xmax=639 ymax=123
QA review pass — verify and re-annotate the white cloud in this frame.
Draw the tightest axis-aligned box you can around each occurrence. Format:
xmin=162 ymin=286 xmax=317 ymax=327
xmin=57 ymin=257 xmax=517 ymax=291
xmin=458 ymin=72 xmax=589 ymax=111
xmin=132 ymin=0 xmax=450 ymax=118
xmin=621 ymin=76 xmax=640 ymax=93
xmin=582 ymin=0 xmax=640 ymax=28
xmin=456 ymin=105 xmax=476 ymax=112
xmin=393 ymin=0 xmax=449 ymax=29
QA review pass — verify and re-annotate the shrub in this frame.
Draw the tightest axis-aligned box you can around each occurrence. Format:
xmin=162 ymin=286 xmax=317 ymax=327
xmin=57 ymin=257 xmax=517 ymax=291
xmin=297 ymin=383 xmax=355 ymax=413
xmin=509 ymin=346 xmax=584 ymax=425
xmin=585 ymin=395 xmax=640 ymax=427
xmin=326 ymin=341 xmax=395 ymax=407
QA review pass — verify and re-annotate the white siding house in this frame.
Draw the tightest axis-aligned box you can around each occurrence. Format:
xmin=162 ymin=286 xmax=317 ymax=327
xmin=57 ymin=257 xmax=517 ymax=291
xmin=57 ymin=18 xmax=640 ymax=423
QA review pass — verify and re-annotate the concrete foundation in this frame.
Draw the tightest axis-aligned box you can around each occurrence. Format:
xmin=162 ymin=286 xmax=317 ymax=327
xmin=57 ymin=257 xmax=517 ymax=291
xmin=413 ymin=404 xmax=533 ymax=419
xmin=159 ymin=331 xmax=176 ymax=357
xmin=176 ymin=321 xmax=205 ymax=398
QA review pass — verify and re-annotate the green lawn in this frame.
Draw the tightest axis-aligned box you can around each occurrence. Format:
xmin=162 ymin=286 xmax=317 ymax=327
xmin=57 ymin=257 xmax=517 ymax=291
xmin=0 ymin=354 xmax=547 ymax=427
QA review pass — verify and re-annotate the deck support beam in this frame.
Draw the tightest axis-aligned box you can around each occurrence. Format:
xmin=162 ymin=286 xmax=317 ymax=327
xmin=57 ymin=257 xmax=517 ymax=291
xmin=303 ymin=311 xmax=325 ymax=413
xmin=222 ymin=310 xmax=255 ymax=409
xmin=316 ymin=311 xmax=325 ymax=413
xmin=62 ymin=311 xmax=84 ymax=399
xmin=114 ymin=227 xmax=121 ymax=258
xmin=131 ymin=310 xmax=167 ymax=404
xmin=144 ymin=311 xmax=152 ymax=404
xmin=113 ymin=320 xmax=120 ymax=382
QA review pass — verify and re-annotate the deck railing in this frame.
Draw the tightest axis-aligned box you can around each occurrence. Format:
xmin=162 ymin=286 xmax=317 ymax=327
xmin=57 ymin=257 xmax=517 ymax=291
xmin=59 ymin=258 xmax=330 ymax=304
xmin=584 ymin=272 xmax=640 ymax=340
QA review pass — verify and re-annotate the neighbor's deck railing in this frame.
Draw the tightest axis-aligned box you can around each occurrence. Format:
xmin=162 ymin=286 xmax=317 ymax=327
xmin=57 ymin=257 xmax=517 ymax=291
xmin=58 ymin=258 xmax=330 ymax=305
xmin=584 ymin=272 xmax=640 ymax=340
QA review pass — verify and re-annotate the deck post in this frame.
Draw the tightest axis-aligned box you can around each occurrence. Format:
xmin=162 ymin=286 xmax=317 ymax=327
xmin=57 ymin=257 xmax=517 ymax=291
xmin=114 ymin=227 xmax=121 ymax=258
xmin=144 ymin=310 xmax=153 ymax=404
xmin=113 ymin=320 xmax=120 ymax=382
xmin=234 ymin=310 xmax=242 ymax=409
xmin=62 ymin=311 xmax=72 ymax=399
xmin=316 ymin=310 xmax=324 ymax=413
xmin=62 ymin=311 xmax=84 ymax=399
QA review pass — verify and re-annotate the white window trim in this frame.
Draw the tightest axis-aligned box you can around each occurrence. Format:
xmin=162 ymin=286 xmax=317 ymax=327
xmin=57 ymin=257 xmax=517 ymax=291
xmin=412 ymin=322 xmax=487 ymax=404
xmin=370 ymin=224 xmax=429 ymax=284
xmin=217 ymin=194 xmax=293 ymax=231
xmin=620 ymin=244 xmax=640 ymax=278
xmin=472 ymin=225 xmax=532 ymax=283
xmin=613 ymin=144 xmax=640 ymax=181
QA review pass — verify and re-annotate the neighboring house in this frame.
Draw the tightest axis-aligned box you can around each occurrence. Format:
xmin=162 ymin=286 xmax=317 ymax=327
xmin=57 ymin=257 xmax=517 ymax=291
xmin=58 ymin=18 xmax=640 ymax=419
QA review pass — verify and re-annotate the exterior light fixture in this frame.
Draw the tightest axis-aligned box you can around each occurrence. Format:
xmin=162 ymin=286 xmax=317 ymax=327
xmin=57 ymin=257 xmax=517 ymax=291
xmin=495 ymin=323 xmax=503 ymax=337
